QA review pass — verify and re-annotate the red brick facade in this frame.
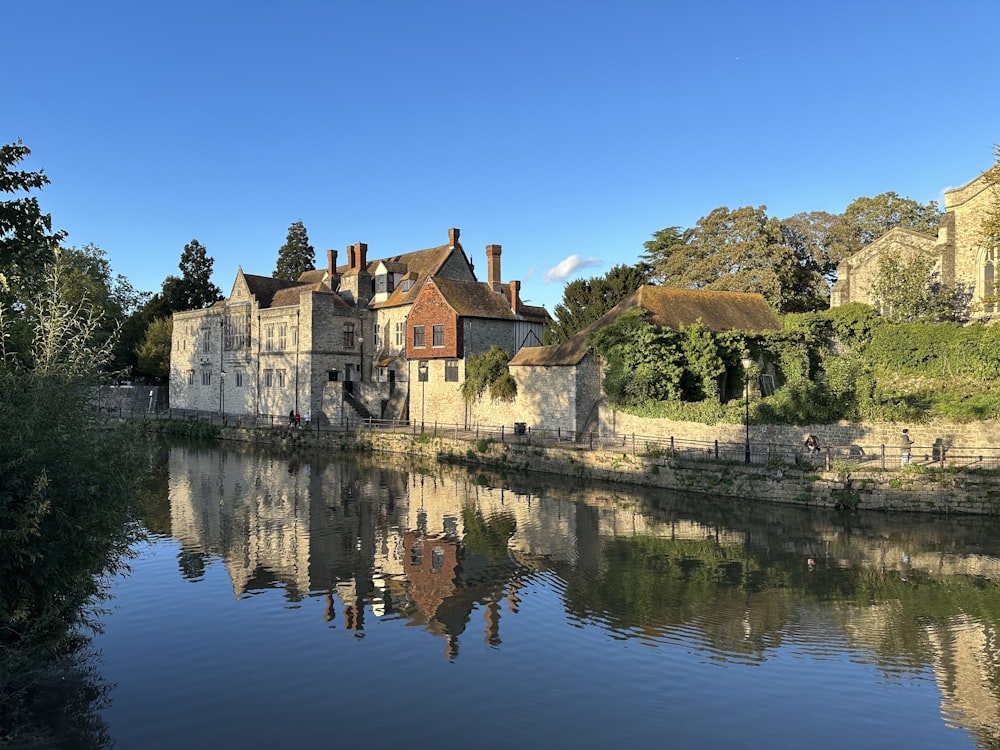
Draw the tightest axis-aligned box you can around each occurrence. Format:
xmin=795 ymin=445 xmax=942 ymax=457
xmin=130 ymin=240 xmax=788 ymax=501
xmin=406 ymin=281 xmax=461 ymax=359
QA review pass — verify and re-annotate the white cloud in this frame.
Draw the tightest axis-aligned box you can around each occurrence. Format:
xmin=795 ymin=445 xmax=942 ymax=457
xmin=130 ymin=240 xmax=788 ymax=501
xmin=543 ymin=255 xmax=602 ymax=283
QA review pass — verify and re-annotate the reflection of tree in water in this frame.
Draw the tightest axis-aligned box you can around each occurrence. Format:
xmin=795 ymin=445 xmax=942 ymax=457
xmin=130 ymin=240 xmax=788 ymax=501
xmin=177 ymin=547 xmax=209 ymax=582
xmin=461 ymin=506 xmax=516 ymax=562
xmin=2 ymin=645 xmax=113 ymax=749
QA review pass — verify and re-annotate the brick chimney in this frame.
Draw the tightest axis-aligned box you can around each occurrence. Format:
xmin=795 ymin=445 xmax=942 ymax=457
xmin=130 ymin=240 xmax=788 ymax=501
xmin=326 ymin=249 xmax=340 ymax=289
xmin=448 ymin=227 xmax=460 ymax=248
xmin=357 ymin=242 xmax=368 ymax=271
xmin=347 ymin=244 xmax=357 ymax=270
xmin=509 ymin=280 xmax=521 ymax=314
xmin=486 ymin=244 xmax=502 ymax=292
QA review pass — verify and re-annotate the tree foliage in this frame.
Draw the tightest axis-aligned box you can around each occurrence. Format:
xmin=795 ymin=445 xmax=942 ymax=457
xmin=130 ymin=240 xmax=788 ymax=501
xmin=0 ymin=140 xmax=65 ymax=304
xmin=161 ymin=239 xmax=222 ymax=312
xmin=544 ymin=263 xmax=652 ymax=345
xmin=136 ymin=316 xmax=173 ymax=378
xmin=461 ymin=345 xmax=517 ymax=403
xmin=1 ymin=259 xmax=144 ymax=744
xmin=274 ymin=220 xmax=316 ymax=281
xmin=826 ymin=192 xmax=942 ymax=263
xmin=643 ymin=206 xmax=826 ymax=314
xmin=870 ymin=252 xmax=970 ymax=323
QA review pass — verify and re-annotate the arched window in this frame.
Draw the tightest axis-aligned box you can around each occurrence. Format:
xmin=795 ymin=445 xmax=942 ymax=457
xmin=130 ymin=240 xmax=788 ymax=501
xmin=983 ymin=247 xmax=997 ymax=313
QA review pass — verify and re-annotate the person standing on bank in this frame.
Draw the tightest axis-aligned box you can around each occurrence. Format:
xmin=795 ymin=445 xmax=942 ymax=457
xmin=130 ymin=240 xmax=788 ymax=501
xmin=901 ymin=428 xmax=914 ymax=466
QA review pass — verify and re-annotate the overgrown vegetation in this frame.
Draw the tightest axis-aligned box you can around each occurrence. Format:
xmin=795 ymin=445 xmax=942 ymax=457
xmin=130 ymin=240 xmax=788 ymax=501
xmin=461 ymin=345 xmax=517 ymax=403
xmin=594 ymin=299 xmax=1000 ymax=425
xmin=1 ymin=143 xmax=146 ymax=745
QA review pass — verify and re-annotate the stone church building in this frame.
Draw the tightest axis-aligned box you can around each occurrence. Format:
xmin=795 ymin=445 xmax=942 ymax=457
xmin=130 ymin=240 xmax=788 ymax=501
xmin=831 ymin=166 xmax=999 ymax=314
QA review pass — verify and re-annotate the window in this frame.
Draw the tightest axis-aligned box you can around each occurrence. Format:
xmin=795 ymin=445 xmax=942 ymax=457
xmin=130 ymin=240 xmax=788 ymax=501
xmin=187 ymin=370 xmax=195 ymax=385
xmin=265 ymin=324 xmax=274 ymax=351
xmin=410 ymin=541 xmax=423 ymax=568
xmin=328 ymin=370 xmax=339 ymax=382
xmin=235 ymin=369 xmax=245 ymax=387
xmin=413 ymin=325 xmax=425 ymax=348
xmin=264 ymin=369 xmax=273 ymax=388
xmin=395 ymin=321 xmax=405 ymax=347
xmin=431 ymin=547 xmax=445 ymax=573
xmin=201 ymin=371 xmax=212 ymax=386
xmin=343 ymin=322 xmax=355 ymax=349
xmin=292 ymin=326 xmax=298 ymax=347
xmin=373 ymin=324 xmax=381 ymax=350
xmin=278 ymin=322 xmax=287 ymax=350
xmin=277 ymin=369 xmax=286 ymax=388
xmin=202 ymin=336 xmax=211 ymax=353
xmin=376 ymin=273 xmax=392 ymax=294
xmin=432 ymin=324 xmax=444 ymax=347
xmin=984 ymin=247 xmax=998 ymax=314
xmin=445 ymin=360 xmax=459 ymax=382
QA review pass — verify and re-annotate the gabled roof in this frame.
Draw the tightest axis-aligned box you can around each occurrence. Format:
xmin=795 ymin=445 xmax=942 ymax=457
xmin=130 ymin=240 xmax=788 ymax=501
xmin=271 ymin=281 xmax=345 ymax=308
xmin=242 ymin=275 xmax=341 ymax=309
xmin=423 ymin=278 xmax=551 ymax=324
xmin=242 ymin=274 xmax=307 ymax=308
xmin=367 ymin=244 xmax=462 ymax=308
xmin=510 ymin=285 xmax=779 ymax=367
xmin=618 ymin=286 xmax=781 ymax=333
xmin=296 ymin=268 xmax=328 ymax=284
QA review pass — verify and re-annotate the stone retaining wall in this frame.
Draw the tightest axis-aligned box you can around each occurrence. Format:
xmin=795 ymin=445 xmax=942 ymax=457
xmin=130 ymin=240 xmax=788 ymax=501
xmin=219 ymin=424 xmax=1000 ymax=515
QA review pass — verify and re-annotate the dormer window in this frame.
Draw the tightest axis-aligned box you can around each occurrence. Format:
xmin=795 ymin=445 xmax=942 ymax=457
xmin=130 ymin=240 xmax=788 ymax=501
xmin=401 ymin=278 xmax=414 ymax=292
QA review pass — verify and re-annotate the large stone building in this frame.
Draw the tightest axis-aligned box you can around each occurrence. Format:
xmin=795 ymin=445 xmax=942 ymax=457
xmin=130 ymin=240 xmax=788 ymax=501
xmin=831 ymin=167 xmax=999 ymax=313
xmin=169 ymin=228 xmax=543 ymax=425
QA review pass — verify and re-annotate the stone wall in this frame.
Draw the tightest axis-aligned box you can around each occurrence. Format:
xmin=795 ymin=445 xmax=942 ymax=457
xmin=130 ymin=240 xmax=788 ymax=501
xmin=600 ymin=408 xmax=1000 ymax=456
xmin=218 ymin=426 xmax=1000 ymax=515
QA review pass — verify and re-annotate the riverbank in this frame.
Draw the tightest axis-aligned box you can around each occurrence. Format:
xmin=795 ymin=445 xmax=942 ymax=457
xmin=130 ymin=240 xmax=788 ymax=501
xmin=216 ymin=423 xmax=1000 ymax=515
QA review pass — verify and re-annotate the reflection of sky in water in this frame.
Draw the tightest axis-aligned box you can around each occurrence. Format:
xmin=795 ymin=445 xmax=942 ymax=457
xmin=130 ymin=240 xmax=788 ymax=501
xmin=91 ymin=447 xmax=999 ymax=749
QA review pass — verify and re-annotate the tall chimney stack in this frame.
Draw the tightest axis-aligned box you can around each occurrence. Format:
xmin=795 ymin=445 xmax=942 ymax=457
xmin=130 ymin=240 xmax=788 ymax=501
xmin=509 ymin=280 xmax=521 ymax=314
xmin=448 ymin=227 xmax=461 ymax=248
xmin=486 ymin=244 xmax=502 ymax=292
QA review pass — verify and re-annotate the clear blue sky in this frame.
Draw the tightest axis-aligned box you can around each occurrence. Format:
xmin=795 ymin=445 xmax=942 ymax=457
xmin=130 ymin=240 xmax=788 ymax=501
xmin=8 ymin=1 xmax=1000 ymax=312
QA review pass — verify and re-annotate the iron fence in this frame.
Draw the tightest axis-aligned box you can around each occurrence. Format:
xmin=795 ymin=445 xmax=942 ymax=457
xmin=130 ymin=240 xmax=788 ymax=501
xmin=96 ymin=404 xmax=1000 ymax=471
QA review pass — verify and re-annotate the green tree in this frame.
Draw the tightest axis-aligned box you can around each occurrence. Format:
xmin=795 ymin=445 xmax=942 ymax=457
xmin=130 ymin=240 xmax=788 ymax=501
xmin=136 ymin=316 xmax=173 ymax=378
xmin=780 ymin=211 xmax=840 ymax=286
xmin=461 ymin=345 xmax=516 ymax=402
xmin=646 ymin=206 xmax=825 ymax=314
xmin=639 ymin=226 xmax=695 ymax=285
xmin=870 ymin=252 xmax=968 ymax=322
xmin=0 ymin=140 xmax=65 ymax=306
xmin=161 ymin=239 xmax=222 ymax=312
xmin=827 ymin=192 xmax=942 ymax=264
xmin=590 ymin=308 xmax=685 ymax=405
xmin=274 ymin=220 xmax=315 ymax=281
xmin=545 ymin=263 xmax=652 ymax=345
xmin=1 ymin=260 xmax=143 ymax=744
xmin=56 ymin=244 xmax=149 ymax=375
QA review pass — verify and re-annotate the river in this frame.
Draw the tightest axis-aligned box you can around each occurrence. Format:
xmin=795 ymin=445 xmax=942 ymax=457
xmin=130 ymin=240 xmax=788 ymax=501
xmin=86 ymin=440 xmax=1000 ymax=749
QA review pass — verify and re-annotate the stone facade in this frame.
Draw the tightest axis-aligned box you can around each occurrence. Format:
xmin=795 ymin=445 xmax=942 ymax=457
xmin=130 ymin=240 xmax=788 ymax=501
xmin=831 ymin=169 xmax=998 ymax=313
xmin=170 ymin=229 xmax=541 ymax=426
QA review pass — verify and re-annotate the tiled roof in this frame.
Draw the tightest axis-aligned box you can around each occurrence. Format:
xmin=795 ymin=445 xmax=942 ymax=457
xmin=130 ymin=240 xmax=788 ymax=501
xmin=432 ymin=278 xmax=517 ymax=320
xmin=243 ymin=275 xmax=340 ymax=309
xmin=365 ymin=245 xmax=458 ymax=308
xmin=510 ymin=285 xmax=779 ymax=367
xmin=242 ymin=275 xmax=303 ymax=308
xmin=622 ymin=286 xmax=781 ymax=333
xmin=271 ymin=282 xmax=344 ymax=308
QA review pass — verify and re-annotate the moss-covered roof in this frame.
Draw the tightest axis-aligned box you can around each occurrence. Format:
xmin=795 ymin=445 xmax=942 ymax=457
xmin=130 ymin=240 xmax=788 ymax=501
xmin=510 ymin=285 xmax=779 ymax=367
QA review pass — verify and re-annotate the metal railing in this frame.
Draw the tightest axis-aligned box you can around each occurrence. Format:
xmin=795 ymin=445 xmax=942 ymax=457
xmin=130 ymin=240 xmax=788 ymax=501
xmin=96 ymin=405 xmax=1000 ymax=471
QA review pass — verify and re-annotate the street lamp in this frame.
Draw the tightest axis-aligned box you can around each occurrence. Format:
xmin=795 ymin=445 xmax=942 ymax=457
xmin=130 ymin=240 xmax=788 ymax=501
xmin=418 ymin=360 xmax=428 ymax=433
xmin=357 ymin=334 xmax=364 ymax=382
xmin=740 ymin=354 xmax=753 ymax=464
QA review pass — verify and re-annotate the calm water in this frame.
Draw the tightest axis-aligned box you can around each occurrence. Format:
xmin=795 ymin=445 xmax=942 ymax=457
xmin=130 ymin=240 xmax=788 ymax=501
xmin=86 ymin=441 xmax=1000 ymax=749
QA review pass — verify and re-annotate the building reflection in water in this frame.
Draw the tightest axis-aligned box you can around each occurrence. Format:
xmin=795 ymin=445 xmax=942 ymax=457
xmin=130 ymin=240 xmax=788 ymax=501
xmin=162 ymin=443 xmax=1000 ymax=745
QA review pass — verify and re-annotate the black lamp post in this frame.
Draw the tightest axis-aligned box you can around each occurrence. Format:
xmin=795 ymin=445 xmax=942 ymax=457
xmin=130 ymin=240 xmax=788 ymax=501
xmin=418 ymin=360 xmax=428 ymax=433
xmin=741 ymin=354 xmax=753 ymax=464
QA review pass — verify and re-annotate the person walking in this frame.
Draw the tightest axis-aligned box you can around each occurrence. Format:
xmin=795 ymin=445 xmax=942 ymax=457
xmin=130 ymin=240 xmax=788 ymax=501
xmin=900 ymin=428 xmax=913 ymax=466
